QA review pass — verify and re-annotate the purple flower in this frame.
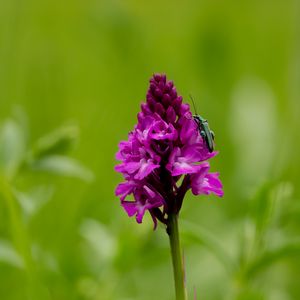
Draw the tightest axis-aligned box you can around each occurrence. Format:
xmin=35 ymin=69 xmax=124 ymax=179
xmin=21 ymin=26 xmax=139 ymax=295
xmin=115 ymin=74 xmax=223 ymax=226
xmin=122 ymin=185 xmax=165 ymax=226
xmin=190 ymin=163 xmax=223 ymax=197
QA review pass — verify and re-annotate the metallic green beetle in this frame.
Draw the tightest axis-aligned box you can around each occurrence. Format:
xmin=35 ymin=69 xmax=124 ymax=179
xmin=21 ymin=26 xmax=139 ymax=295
xmin=190 ymin=95 xmax=215 ymax=153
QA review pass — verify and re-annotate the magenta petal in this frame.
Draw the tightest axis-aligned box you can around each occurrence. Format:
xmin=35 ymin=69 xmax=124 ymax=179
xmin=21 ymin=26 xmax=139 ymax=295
xmin=190 ymin=165 xmax=223 ymax=197
xmin=180 ymin=116 xmax=198 ymax=145
xmin=171 ymin=161 xmax=200 ymax=176
xmin=148 ymin=120 xmax=178 ymax=141
xmin=122 ymin=201 xmax=138 ymax=218
xmin=134 ymin=159 xmax=159 ymax=180
xmin=167 ymin=146 xmax=202 ymax=176
xmin=204 ymin=173 xmax=224 ymax=197
xmin=123 ymin=161 xmax=141 ymax=174
xmin=136 ymin=207 xmax=147 ymax=223
xmin=182 ymin=145 xmax=202 ymax=161
xmin=115 ymin=181 xmax=137 ymax=201
xmin=121 ymin=185 xmax=164 ymax=224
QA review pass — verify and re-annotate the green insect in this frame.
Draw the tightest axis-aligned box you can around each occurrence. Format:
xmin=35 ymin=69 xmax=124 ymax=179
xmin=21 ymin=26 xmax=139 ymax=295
xmin=190 ymin=95 xmax=215 ymax=153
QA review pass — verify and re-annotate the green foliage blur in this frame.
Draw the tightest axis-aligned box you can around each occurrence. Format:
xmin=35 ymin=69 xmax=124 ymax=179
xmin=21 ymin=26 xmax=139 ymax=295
xmin=0 ymin=0 xmax=299 ymax=299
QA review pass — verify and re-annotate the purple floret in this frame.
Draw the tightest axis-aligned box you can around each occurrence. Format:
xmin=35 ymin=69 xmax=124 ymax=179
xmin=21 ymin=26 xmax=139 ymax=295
xmin=115 ymin=74 xmax=223 ymax=226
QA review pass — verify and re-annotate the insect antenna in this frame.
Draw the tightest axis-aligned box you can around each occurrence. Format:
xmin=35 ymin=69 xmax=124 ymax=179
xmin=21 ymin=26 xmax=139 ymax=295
xmin=189 ymin=94 xmax=198 ymax=115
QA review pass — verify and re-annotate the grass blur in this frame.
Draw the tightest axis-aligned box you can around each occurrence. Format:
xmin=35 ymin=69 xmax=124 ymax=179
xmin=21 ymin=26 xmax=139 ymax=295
xmin=0 ymin=0 xmax=300 ymax=299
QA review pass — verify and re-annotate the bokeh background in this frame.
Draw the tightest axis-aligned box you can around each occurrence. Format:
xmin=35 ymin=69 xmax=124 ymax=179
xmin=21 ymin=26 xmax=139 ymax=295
xmin=0 ymin=0 xmax=300 ymax=299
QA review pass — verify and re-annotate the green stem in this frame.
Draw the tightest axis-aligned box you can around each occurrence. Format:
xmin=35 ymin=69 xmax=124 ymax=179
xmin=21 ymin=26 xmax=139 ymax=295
xmin=168 ymin=213 xmax=187 ymax=300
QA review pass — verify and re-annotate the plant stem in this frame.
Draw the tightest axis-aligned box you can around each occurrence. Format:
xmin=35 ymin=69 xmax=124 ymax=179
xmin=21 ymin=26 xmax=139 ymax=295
xmin=167 ymin=212 xmax=187 ymax=300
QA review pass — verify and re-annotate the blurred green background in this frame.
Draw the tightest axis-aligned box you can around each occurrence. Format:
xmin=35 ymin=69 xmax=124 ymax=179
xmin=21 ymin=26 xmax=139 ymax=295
xmin=0 ymin=0 xmax=300 ymax=299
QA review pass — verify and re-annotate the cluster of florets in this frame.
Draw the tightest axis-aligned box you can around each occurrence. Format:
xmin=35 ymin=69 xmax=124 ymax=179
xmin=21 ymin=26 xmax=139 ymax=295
xmin=115 ymin=74 xmax=223 ymax=227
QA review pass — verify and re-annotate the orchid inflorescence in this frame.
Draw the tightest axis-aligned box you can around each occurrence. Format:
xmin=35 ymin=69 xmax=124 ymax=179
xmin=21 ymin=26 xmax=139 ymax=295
xmin=115 ymin=74 xmax=223 ymax=228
